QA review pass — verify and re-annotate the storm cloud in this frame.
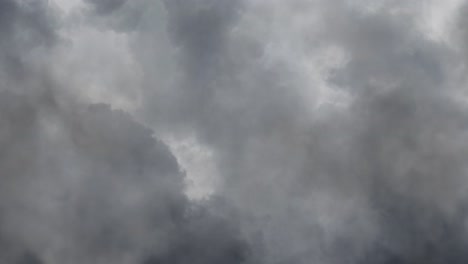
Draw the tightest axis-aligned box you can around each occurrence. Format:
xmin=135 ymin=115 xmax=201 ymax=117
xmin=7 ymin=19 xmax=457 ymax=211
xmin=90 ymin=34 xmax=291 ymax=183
xmin=2 ymin=0 xmax=468 ymax=263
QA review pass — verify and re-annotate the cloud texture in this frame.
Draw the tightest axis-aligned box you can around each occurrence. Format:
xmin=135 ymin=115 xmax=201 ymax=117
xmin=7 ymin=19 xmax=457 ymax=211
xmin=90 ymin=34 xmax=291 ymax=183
xmin=2 ymin=0 xmax=468 ymax=263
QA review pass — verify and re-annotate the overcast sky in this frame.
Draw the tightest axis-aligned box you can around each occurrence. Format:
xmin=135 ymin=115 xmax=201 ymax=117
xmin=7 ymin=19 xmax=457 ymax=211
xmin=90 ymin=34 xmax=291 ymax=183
xmin=1 ymin=0 xmax=468 ymax=263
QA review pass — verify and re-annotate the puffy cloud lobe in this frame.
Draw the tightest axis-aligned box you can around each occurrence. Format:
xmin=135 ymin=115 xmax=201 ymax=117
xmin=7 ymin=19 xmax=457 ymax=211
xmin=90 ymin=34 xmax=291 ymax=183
xmin=0 ymin=91 xmax=169 ymax=262
xmin=0 ymin=90 xmax=253 ymax=263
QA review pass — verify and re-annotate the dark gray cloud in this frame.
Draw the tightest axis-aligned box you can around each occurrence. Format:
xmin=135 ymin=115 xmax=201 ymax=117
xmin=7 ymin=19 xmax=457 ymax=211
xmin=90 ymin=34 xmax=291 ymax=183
xmin=144 ymin=0 xmax=246 ymax=127
xmin=0 ymin=0 xmax=56 ymax=86
xmin=0 ymin=88 xmax=254 ymax=263
xmin=124 ymin=0 xmax=468 ymax=263
xmin=142 ymin=198 xmax=254 ymax=264
xmin=4 ymin=0 xmax=468 ymax=263
xmin=85 ymin=0 xmax=127 ymax=15
xmin=0 ymin=1 xmax=254 ymax=263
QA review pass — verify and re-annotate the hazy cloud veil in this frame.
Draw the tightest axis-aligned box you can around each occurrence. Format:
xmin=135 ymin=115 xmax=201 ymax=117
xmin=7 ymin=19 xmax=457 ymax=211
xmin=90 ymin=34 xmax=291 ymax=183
xmin=1 ymin=0 xmax=468 ymax=263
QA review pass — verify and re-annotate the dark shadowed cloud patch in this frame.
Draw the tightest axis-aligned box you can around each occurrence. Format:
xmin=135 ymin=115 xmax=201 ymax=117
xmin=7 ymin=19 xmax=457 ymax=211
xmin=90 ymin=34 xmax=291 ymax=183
xmin=0 ymin=89 xmax=255 ymax=263
xmin=85 ymin=0 xmax=127 ymax=15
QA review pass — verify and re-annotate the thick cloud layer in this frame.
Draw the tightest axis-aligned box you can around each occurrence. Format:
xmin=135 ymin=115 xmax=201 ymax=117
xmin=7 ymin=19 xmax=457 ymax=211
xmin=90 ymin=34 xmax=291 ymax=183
xmin=3 ymin=0 xmax=468 ymax=263
xmin=0 ymin=1 xmax=251 ymax=263
xmin=133 ymin=0 xmax=468 ymax=263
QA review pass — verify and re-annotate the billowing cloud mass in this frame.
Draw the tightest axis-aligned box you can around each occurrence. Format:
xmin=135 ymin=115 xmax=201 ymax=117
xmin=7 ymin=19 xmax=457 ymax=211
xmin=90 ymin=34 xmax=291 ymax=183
xmin=2 ymin=0 xmax=468 ymax=263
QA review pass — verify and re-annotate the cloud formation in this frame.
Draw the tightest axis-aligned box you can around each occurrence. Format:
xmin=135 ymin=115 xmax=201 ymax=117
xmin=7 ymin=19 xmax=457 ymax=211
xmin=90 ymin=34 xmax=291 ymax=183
xmin=3 ymin=0 xmax=468 ymax=263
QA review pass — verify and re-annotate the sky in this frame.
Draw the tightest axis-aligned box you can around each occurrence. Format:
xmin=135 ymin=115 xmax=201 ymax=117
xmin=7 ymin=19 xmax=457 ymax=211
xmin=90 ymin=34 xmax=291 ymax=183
xmin=2 ymin=0 xmax=468 ymax=263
